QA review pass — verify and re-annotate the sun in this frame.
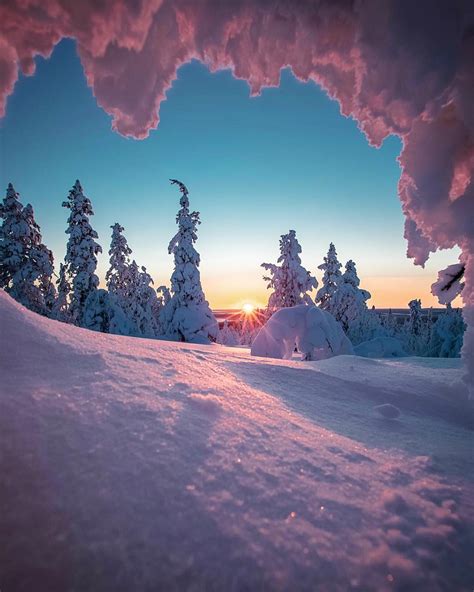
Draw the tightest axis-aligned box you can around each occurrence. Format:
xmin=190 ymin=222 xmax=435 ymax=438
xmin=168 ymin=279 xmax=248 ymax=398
xmin=242 ymin=302 xmax=255 ymax=315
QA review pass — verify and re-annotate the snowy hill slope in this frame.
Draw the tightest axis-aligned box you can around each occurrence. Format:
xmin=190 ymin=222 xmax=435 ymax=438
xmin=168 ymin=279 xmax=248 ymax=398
xmin=0 ymin=291 xmax=473 ymax=591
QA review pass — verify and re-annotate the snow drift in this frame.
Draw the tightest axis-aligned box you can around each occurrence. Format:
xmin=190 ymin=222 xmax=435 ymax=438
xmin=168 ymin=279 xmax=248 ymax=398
xmin=1 ymin=291 xmax=473 ymax=591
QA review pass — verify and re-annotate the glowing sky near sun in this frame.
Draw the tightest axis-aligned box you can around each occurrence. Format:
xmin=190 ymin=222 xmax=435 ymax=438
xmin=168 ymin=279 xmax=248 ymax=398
xmin=0 ymin=40 xmax=461 ymax=309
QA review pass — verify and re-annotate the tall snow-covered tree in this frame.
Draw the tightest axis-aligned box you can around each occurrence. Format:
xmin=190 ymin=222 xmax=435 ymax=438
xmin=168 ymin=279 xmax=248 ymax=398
xmin=331 ymin=259 xmax=371 ymax=331
xmin=160 ymin=179 xmax=217 ymax=343
xmin=52 ymin=262 xmax=72 ymax=322
xmin=403 ymin=298 xmax=428 ymax=355
xmin=262 ymin=229 xmax=317 ymax=310
xmin=0 ymin=184 xmax=55 ymax=315
xmin=316 ymin=242 xmax=342 ymax=312
xmin=106 ymin=222 xmax=132 ymax=298
xmin=62 ymin=180 xmax=102 ymax=325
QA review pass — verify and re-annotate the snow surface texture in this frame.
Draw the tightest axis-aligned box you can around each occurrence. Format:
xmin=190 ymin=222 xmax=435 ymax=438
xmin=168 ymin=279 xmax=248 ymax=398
xmin=1 ymin=291 xmax=473 ymax=591
xmin=251 ymin=305 xmax=353 ymax=361
xmin=1 ymin=0 xmax=474 ymax=395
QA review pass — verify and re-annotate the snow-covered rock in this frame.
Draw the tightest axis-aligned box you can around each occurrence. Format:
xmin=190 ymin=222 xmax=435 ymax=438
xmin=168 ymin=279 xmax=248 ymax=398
xmin=0 ymin=291 xmax=472 ymax=591
xmin=355 ymin=336 xmax=407 ymax=358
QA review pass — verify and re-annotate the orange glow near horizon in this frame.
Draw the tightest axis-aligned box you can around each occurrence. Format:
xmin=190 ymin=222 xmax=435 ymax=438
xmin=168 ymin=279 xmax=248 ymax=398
xmin=205 ymin=275 xmax=462 ymax=310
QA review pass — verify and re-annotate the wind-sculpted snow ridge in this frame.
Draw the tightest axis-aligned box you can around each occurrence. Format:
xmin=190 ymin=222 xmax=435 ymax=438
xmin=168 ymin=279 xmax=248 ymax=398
xmin=1 ymin=292 xmax=473 ymax=591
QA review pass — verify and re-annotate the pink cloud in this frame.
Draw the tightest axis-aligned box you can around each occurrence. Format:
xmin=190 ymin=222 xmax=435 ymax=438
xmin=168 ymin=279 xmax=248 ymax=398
xmin=1 ymin=0 xmax=473 ymax=392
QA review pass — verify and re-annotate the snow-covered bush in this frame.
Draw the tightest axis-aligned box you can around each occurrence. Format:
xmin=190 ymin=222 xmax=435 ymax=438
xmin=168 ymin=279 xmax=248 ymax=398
xmin=251 ymin=304 xmax=353 ymax=361
xmin=0 ymin=184 xmax=55 ymax=316
xmin=159 ymin=179 xmax=217 ymax=343
xmin=354 ymin=336 xmax=407 ymax=358
xmin=315 ymin=242 xmax=342 ymax=313
xmin=62 ymin=180 xmax=102 ymax=325
xmin=262 ymin=229 xmax=317 ymax=310
xmin=83 ymin=289 xmax=130 ymax=335
xmin=331 ymin=259 xmax=371 ymax=331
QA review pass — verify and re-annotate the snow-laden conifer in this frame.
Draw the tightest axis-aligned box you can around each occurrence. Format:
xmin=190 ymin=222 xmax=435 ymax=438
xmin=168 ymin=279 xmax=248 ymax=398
xmin=83 ymin=289 xmax=130 ymax=335
xmin=52 ymin=262 xmax=72 ymax=322
xmin=0 ymin=184 xmax=55 ymax=315
xmin=331 ymin=259 xmax=371 ymax=331
xmin=428 ymin=304 xmax=465 ymax=358
xmin=316 ymin=242 xmax=342 ymax=312
xmin=62 ymin=180 xmax=102 ymax=324
xmin=106 ymin=222 xmax=132 ymax=299
xmin=216 ymin=320 xmax=240 ymax=346
xmin=160 ymin=179 xmax=217 ymax=343
xmin=347 ymin=307 xmax=386 ymax=345
xmin=262 ymin=230 xmax=317 ymax=310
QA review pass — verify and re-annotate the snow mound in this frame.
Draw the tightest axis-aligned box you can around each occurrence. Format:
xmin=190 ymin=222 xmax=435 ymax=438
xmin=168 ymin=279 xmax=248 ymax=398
xmin=251 ymin=304 xmax=353 ymax=360
xmin=1 ymin=291 xmax=473 ymax=591
xmin=355 ymin=336 xmax=407 ymax=358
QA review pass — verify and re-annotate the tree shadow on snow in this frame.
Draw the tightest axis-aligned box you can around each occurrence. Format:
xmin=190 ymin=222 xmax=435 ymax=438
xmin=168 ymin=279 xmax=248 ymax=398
xmin=227 ymin=360 xmax=474 ymax=481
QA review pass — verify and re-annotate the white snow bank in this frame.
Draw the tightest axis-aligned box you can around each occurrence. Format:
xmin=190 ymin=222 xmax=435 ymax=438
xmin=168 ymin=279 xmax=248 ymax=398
xmin=355 ymin=336 xmax=407 ymax=358
xmin=0 ymin=292 xmax=472 ymax=591
xmin=251 ymin=305 xmax=353 ymax=360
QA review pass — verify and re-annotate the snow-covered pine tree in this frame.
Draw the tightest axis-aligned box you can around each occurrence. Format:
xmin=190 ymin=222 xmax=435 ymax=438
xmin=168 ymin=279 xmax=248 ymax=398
xmin=216 ymin=320 xmax=240 ymax=346
xmin=331 ymin=259 xmax=371 ymax=331
xmin=381 ymin=308 xmax=398 ymax=337
xmin=316 ymin=242 xmax=342 ymax=313
xmin=0 ymin=184 xmax=55 ymax=315
xmin=403 ymin=298 xmax=428 ymax=355
xmin=118 ymin=260 xmax=158 ymax=337
xmin=106 ymin=222 xmax=132 ymax=299
xmin=62 ymin=180 xmax=102 ymax=325
xmin=262 ymin=229 xmax=317 ymax=311
xmin=159 ymin=179 xmax=217 ymax=343
xmin=83 ymin=289 xmax=130 ymax=335
xmin=347 ymin=306 xmax=386 ymax=345
xmin=428 ymin=304 xmax=465 ymax=358
xmin=52 ymin=262 xmax=72 ymax=322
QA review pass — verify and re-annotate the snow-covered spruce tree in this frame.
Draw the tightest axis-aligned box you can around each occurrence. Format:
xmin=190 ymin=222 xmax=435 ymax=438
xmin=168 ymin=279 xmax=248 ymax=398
xmin=347 ymin=306 xmax=386 ymax=346
xmin=0 ymin=184 xmax=55 ymax=315
xmin=381 ymin=308 xmax=398 ymax=337
xmin=118 ymin=260 xmax=159 ymax=338
xmin=216 ymin=320 xmax=240 ymax=346
xmin=262 ymin=229 xmax=317 ymax=311
xmin=62 ymin=180 xmax=102 ymax=325
xmin=159 ymin=179 xmax=217 ymax=343
xmin=106 ymin=222 xmax=132 ymax=300
xmin=403 ymin=298 xmax=428 ymax=355
xmin=331 ymin=259 xmax=371 ymax=332
xmin=52 ymin=262 xmax=72 ymax=322
xmin=83 ymin=289 xmax=130 ymax=335
xmin=316 ymin=242 xmax=342 ymax=313
xmin=428 ymin=304 xmax=466 ymax=358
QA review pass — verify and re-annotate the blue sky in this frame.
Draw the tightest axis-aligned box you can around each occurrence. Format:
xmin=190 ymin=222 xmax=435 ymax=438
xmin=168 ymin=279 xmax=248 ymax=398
xmin=0 ymin=39 xmax=460 ymax=308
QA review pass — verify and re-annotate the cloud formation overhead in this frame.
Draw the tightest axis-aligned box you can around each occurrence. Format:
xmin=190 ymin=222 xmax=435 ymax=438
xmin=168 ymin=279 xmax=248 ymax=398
xmin=1 ymin=0 xmax=473 ymax=390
